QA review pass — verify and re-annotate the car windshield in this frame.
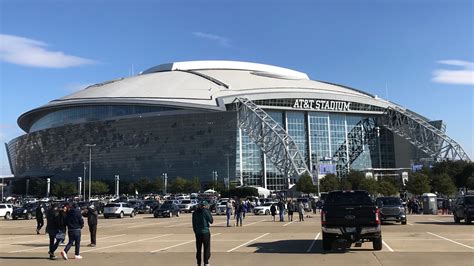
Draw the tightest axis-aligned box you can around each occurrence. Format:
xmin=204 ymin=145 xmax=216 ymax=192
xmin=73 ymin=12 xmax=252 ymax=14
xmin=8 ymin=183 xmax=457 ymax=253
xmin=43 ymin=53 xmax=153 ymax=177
xmin=377 ymin=198 xmax=401 ymax=206
xmin=325 ymin=191 xmax=374 ymax=205
xmin=105 ymin=204 xmax=119 ymax=207
xmin=465 ymin=196 xmax=474 ymax=205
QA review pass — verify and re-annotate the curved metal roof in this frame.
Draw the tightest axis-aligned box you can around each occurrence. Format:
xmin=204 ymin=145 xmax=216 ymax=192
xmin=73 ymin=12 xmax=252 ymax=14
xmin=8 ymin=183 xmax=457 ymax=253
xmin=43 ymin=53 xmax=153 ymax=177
xmin=18 ymin=60 xmax=397 ymax=131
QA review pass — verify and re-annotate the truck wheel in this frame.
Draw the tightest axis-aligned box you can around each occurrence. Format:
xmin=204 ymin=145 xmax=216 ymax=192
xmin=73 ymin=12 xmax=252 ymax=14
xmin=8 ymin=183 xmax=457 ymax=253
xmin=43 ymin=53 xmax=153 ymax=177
xmin=130 ymin=211 xmax=135 ymax=218
xmin=119 ymin=212 xmax=124 ymax=218
xmin=265 ymin=210 xmax=270 ymax=215
xmin=4 ymin=212 xmax=11 ymax=220
xmin=454 ymin=214 xmax=460 ymax=223
xmin=465 ymin=215 xmax=472 ymax=225
xmin=401 ymin=220 xmax=407 ymax=225
xmin=373 ymin=237 xmax=383 ymax=250
xmin=104 ymin=215 xmax=109 ymax=219
xmin=322 ymin=233 xmax=332 ymax=251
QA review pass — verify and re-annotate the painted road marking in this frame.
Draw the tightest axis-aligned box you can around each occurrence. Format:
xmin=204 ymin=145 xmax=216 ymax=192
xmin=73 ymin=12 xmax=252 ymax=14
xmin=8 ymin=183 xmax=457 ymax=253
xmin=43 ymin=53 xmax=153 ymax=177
xmin=227 ymin=233 xmax=270 ymax=252
xmin=306 ymin=232 xmax=320 ymax=252
xmin=128 ymin=220 xmax=174 ymax=228
xmin=406 ymin=222 xmax=414 ymax=226
xmin=382 ymin=240 xmax=394 ymax=252
xmin=429 ymin=218 xmax=445 ymax=223
xmin=243 ymin=219 xmax=266 ymax=227
xmin=82 ymin=234 xmax=172 ymax=253
xmin=427 ymin=232 xmax=474 ymax=250
xmin=283 ymin=221 xmax=296 ymax=227
xmin=150 ymin=233 xmax=221 ymax=253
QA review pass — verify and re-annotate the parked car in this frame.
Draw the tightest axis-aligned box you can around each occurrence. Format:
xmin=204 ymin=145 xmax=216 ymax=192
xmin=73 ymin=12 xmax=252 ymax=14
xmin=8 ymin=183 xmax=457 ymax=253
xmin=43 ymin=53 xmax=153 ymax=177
xmin=376 ymin=197 xmax=407 ymax=225
xmin=12 ymin=202 xmax=39 ymax=220
xmin=0 ymin=203 xmax=13 ymax=219
xmin=254 ymin=202 xmax=278 ymax=215
xmin=139 ymin=200 xmax=159 ymax=214
xmin=321 ymin=190 xmax=382 ymax=251
xmin=103 ymin=202 xmax=136 ymax=218
xmin=453 ymin=193 xmax=474 ymax=224
xmin=215 ymin=200 xmax=230 ymax=215
xmin=154 ymin=201 xmax=180 ymax=218
xmin=179 ymin=199 xmax=198 ymax=213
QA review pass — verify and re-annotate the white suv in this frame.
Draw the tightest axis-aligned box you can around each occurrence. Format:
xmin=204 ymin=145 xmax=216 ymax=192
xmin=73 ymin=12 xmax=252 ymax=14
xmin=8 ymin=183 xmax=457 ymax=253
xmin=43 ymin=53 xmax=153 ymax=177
xmin=0 ymin=204 xmax=13 ymax=219
xmin=103 ymin=202 xmax=135 ymax=218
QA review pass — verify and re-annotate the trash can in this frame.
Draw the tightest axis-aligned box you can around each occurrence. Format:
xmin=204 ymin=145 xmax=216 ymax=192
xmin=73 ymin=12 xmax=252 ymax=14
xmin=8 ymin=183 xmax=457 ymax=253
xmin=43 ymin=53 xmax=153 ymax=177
xmin=421 ymin=193 xmax=438 ymax=215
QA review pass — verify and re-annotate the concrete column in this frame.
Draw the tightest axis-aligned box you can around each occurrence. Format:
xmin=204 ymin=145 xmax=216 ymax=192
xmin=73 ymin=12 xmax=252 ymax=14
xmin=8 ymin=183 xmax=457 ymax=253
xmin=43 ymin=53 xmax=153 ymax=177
xmin=46 ymin=178 xmax=51 ymax=197
xmin=78 ymin=177 xmax=82 ymax=198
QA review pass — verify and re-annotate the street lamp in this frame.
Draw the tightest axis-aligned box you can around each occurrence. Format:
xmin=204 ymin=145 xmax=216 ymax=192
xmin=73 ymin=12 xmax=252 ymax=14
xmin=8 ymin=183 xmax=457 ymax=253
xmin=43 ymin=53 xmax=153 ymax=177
xmin=85 ymin=144 xmax=96 ymax=201
xmin=82 ymin=162 xmax=87 ymax=200
xmin=224 ymin=154 xmax=231 ymax=189
xmin=212 ymin=171 xmax=218 ymax=190
xmin=162 ymin=173 xmax=168 ymax=195
xmin=375 ymin=127 xmax=382 ymax=169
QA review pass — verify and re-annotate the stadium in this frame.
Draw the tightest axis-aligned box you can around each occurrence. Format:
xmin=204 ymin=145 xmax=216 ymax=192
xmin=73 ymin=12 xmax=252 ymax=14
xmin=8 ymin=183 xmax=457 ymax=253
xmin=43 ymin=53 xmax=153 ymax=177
xmin=5 ymin=61 xmax=471 ymax=191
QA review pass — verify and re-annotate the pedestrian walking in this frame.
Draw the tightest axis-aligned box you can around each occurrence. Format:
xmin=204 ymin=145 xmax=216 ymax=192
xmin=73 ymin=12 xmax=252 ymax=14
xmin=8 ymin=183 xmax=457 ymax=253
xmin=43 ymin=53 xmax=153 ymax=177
xmin=278 ymin=200 xmax=285 ymax=222
xmin=235 ymin=200 xmax=243 ymax=226
xmin=46 ymin=204 xmax=65 ymax=260
xmin=311 ymin=200 xmax=317 ymax=215
xmin=298 ymin=201 xmax=305 ymax=222
xmin=287 ymin=200 xmax=295 ymax=222
xmin=59 ymin=204 xmax=68 ymax=245
xmin=226 ymin=201 xmax=233 ymax=227
xmin=270 ymin=203 xmax=277 ymax=222
xmin=61 ymin=203 xmax=84 ymax=260
xmin=36 ymin=204 xmax=44 ymax=234
xmin=192 ymin=201 xmax=213 ymax=266
xmin=86 ymin=205 xmax=98 ymax=247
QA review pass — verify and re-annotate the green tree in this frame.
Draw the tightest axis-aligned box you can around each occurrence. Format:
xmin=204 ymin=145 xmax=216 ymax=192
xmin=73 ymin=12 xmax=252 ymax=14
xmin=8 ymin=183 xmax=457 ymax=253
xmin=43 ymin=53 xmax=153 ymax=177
xmin=347 ymin=171 xmax=365 ymax=190
xmin=150 ymin=176 xmax=164 ymax=193
xmin=51 ymin=180 xmax=76 ymax=198
xmin=432 ymin=160 xmax=473 ymax=188
xmin=431 ymin=173 xmax=457 ymax=196
xmin=377 ymin=180 xmax=398 ymax=196
xmin=90 ymin=180 xmax=109 ymax=195
xmin=296 ymin=172 xmax=317 ymax=194
xmin=339 ymin=179 xmax=352 ymax=190
xmin=169 ymin=177 xmax=188 ymax=193
xmin=185 ymin=177 xmax=201 ymax=193
xmin=466 ymin=176 xmax=474 ymax=190
xmin=406 ymin=172 xmax=431 ymax=195
xmin=320 ymin=174 xmax=339 ymax=192
xmin=359 ymin=178 xmax=378 ymax=195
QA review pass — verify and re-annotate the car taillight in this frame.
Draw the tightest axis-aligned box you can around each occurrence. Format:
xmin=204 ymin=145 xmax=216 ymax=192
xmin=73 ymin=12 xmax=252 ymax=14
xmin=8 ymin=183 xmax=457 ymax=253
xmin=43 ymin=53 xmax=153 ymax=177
xmin=321 ymin=210 xmax=327 ymax=226
xmin=375 ymin=208 xmax=381 ymax=225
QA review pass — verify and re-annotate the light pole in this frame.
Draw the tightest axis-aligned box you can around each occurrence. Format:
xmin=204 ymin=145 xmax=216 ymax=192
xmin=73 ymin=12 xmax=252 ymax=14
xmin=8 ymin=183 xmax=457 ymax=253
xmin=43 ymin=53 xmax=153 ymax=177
xmin=115 ymin=175 xmax=120 ymax=197
xmin=78 ymin=177 xmax=82 ymax=197
xmin=82 ymin=162 xmax=87 ymax=200
xmin=162 ymin=173 xmax=168 ymax=194
xmin=212 ymin=171 xmax=218 ymax=190
xmin=85 ymin=144 xmax=96 ymax=201
xmin=224 ymin=154 xmax=231 ymax=189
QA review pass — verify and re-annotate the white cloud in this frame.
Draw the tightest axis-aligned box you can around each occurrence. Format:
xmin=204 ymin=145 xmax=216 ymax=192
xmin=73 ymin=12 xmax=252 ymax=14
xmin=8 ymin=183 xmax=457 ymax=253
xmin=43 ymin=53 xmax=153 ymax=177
xmin=192 ymin=32 xmax=231 ymax=47
xmin=432 ymin=60 xmax=474 ymax=85
xmin=0 ymin=34 xmax=96 ymax=68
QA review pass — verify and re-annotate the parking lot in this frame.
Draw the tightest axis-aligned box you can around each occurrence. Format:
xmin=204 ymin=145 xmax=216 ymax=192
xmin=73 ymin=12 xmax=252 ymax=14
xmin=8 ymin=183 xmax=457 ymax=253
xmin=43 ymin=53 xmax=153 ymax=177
xmin=0 ymin=213 xmax=473 ymax=265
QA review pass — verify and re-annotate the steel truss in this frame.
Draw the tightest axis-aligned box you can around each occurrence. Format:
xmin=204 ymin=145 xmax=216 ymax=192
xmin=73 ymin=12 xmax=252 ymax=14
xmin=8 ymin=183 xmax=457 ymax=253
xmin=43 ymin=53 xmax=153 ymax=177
xmin=234 ymin=97 xmax=310 ymax=178
xmin=332 ymin=118 xmax=377 ymax=176
xmin=380 ymin=106 xmax=470 ymax=161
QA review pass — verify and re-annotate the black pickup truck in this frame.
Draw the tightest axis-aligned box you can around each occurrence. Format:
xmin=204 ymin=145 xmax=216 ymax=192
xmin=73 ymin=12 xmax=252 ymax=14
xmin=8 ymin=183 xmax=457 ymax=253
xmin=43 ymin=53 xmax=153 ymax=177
xmin=321 ymin=190 xmax=382 ymax=251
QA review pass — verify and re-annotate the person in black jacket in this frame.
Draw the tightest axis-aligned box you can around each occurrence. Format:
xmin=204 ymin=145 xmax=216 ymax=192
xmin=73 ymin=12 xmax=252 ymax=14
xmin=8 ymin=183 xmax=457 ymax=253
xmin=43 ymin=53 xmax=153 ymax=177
xmin=46 ymin=204 xmax=64 ymax=260
xmin=60 ymin=203 xmax=84 ymax=260
xmin=36 ymin=204 xmax=44 ymax=234
xmin=86 ymin=205 xmax=98 ymax=247
xmin=192 ymin=201 xmax=213 ymax=266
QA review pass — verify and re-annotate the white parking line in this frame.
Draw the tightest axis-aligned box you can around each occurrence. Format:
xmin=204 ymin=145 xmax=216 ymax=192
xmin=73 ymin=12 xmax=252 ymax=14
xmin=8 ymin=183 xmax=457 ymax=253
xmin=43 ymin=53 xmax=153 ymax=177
xmin=8 ymin=234 xmax=126 ymax=253
xmin=165 ymin=222 xmax=190 ymax=228
xmin=406 ymin=222 xmax=414 ymax=226
xmin=150 ymin=233 xmax=221 ymax=253
xmin=82 ymin=234 xmax=172 ymax=253
xmin=243 ymin=219 xmax=266 ymax=227
xmin=306 ymin=232 xmax=320 ymax=252
xmin=429 ymin=218 xmax=445 ymax=223
xmin=283 ymin=221 xmax=296 ymax=227
xmin=382 ymin=240 xmax=394 ymax=252
xmin=427 ymin=232 xmax=474 ymax=250
xmin=227 ymin=233 xmax=270 ymax=252
xmin=127 ymin=220 xmax=174 ymax=228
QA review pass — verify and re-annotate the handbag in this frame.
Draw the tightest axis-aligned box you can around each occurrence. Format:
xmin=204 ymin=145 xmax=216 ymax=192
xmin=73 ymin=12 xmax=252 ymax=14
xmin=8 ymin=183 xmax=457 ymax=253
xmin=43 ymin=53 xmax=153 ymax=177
xmin=55 ymin=231 xmax=65 ymax=240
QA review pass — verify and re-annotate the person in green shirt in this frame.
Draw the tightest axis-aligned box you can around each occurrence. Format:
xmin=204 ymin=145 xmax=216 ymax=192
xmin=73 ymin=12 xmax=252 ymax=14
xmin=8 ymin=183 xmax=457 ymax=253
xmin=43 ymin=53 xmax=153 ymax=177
xmin=192 ymin=201 xmax=213 ymax=266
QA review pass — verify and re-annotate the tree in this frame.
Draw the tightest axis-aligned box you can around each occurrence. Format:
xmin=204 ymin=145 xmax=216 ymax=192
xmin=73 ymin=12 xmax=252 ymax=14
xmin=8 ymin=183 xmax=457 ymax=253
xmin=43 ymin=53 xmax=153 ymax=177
xmin=339 ymin=179 xmax=352 ymax=190
xmin=185 ymin=177 xmax=201 ymax=193
xmin=347 ymin=171 xmax=365 ymax=190
xmin=406 ymin=173 xmax=431 ymax=195
xmin=466 ymin=176 xmax=474 ymax=190
xmin=51 ymin=180 xmax=76 ymax=198
xmin=359 ymin=178 xmax=378 ymax=195
xmin=320 ymin=174 xmax=339 ymax=192
xmin=296 ymin=172 xmax=317 ymax=194
xmin=169 ymin=177 xmax=188 ymax=193
xmin=90 ymin=181 xmax=109 ymax=195
xmin=377 ymin=180 xmax=398 ymax=196
xmin=432 ymin=160 xmax=473 ymax=188
xmin=431 ymin=173 xmax=456 ymax=196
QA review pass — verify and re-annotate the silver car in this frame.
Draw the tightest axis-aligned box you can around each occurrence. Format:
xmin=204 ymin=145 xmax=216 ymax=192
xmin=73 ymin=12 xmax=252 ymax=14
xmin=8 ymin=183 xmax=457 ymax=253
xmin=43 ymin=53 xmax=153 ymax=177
xmin=103 ymin=202 xmax=135 ymax=218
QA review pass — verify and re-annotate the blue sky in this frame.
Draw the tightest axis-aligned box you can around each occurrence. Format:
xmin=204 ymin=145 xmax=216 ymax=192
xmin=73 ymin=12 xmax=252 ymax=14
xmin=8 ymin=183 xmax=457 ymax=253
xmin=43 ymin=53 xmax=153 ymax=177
xmin=0 ymin=0 xmax=473 ymax=175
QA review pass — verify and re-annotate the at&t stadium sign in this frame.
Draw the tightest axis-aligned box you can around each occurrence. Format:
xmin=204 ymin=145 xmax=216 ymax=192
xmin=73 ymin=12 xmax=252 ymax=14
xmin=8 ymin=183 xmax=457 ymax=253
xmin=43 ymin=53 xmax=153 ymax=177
xmin=292 ymin=99 xmax=351 ymax=111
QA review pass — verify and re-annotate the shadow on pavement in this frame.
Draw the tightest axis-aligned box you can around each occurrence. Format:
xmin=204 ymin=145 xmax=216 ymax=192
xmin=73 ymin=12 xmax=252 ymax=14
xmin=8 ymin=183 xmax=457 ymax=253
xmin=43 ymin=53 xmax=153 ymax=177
xmin=248 ymin=239 xmax=375 ymax=254
xmin=0 ymin=256 xmax=49 ymax=260
xmin=415 ymin=221 xmax=457 ymax=225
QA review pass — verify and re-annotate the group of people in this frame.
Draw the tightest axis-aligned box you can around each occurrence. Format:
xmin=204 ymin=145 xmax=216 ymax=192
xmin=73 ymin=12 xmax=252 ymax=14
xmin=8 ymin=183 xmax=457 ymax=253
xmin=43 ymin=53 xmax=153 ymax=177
xmin=270 ymin=200 xmax=307 ymax=222
xmin=35 ymin=202 xmax=98 ymax=260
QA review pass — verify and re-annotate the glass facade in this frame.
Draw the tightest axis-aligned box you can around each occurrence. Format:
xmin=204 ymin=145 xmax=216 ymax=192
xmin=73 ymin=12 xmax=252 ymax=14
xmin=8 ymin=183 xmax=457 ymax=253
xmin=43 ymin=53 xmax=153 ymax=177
xmin=29 ymin=105 xmax=177 ymax=132
xmin=264 ymin=111 xmax=286 ymax=191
